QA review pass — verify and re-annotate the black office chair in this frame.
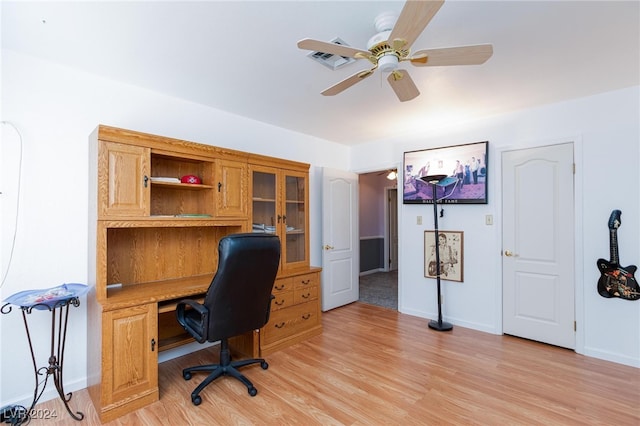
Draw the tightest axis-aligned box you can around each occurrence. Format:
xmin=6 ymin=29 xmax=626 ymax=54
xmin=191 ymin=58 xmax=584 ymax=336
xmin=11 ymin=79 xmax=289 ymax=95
xmin=176 ymin=233 xmax=280 ymax=405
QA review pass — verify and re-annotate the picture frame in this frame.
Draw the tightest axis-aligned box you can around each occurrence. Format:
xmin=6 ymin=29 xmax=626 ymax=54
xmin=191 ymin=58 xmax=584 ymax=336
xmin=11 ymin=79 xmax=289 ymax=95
xmin=424 ymin=230 xmax=464 ymax=282
xmin=403 ymin=141 xmax=488 ymax=204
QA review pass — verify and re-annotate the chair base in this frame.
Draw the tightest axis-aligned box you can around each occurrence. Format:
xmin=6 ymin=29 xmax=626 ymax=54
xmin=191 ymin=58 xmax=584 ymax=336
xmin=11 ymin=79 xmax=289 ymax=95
xmin=182 ymin=339 xmax=268 ymax=405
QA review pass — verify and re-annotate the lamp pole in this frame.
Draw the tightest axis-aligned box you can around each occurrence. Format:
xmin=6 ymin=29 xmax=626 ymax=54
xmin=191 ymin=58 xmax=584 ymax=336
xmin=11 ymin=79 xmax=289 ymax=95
xmin=421 ymin=175 xmax=453 ymax=332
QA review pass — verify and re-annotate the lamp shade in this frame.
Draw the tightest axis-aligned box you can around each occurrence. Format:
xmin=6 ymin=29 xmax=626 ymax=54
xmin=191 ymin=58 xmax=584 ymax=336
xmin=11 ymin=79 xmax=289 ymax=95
xmin=419 ymin=174 xmax=447 ymax=184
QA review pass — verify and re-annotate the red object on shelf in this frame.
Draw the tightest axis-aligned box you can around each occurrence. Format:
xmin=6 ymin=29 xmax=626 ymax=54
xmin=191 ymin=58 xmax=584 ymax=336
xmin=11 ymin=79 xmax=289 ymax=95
xmin=180 ymin=175 xmax=202 ymax=184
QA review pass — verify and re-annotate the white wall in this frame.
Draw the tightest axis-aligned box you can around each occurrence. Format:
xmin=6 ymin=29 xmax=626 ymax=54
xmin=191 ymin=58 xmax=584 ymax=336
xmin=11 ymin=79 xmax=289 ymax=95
xmin=352 ymin=86 xmax=640 ymax=368
xmin=0 ymin=49 xmax=349 ymax=406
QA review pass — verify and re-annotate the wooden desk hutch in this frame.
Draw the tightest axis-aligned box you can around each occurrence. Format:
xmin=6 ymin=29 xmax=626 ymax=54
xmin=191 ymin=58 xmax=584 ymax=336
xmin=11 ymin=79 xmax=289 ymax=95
xmin=87 ymin=125 xmax=322 ymax=422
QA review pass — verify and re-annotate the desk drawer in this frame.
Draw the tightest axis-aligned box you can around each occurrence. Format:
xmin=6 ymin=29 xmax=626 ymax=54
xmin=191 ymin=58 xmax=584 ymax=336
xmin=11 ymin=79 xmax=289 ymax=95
xmin=293 ymin=273 xmax=319 ymax=290
xmin=271 ymin=291 xmax=294 ymax=311
xmin=293 ymin=285 xmax=318 ymax=304
xmin=262 ymin=301 xmax=319 ymax=346
xmin=272 ymin=277 xmax=293 ymax=294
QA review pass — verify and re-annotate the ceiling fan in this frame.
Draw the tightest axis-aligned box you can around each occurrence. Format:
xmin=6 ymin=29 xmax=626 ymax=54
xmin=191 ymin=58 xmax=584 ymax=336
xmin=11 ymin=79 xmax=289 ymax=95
xmin=297 ymin=0 xmax=493 ymax=102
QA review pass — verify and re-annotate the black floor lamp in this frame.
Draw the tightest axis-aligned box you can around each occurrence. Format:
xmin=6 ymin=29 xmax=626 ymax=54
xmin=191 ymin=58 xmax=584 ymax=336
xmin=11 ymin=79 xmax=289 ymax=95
xmin=420 ymin=175 xmax=453 ymax=332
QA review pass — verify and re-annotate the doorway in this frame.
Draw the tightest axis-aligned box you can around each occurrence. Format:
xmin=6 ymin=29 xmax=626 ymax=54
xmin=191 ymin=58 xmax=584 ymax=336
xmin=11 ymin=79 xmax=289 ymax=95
xmin=358 ymin=171 xmax=399 ymax=310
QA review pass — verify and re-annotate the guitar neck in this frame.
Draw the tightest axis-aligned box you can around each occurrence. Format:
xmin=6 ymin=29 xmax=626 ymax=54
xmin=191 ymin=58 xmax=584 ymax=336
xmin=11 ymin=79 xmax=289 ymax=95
xmin=609 ymin=229 xmax=619 ymax=264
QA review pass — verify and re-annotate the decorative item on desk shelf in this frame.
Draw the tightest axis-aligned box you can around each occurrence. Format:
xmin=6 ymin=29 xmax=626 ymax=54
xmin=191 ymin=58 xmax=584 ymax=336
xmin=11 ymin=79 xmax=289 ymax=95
xmin=181 ymin=175 xmax=202 ymax=184
xmin=252 ymin=223 xmax=276 ymax=234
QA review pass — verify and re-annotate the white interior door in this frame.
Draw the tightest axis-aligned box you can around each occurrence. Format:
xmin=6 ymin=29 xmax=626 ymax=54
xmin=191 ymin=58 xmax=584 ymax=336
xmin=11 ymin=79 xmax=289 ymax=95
xmin=502 ymin=143 xmax=575 ymax=349
xmin=321 ymin=168 xmax=358 ymax=311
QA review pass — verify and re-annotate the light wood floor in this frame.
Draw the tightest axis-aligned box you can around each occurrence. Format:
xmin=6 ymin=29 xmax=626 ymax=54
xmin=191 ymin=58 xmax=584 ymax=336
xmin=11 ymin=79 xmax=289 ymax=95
xmin=29 ymin=302 xmax=640 ymax=425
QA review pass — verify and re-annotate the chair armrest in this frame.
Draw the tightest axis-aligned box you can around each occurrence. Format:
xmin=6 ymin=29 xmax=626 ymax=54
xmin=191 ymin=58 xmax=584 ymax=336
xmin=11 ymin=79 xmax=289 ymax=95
xmin=176 ymin=299 xmax=209 ymax=343
xmin=265 ymin=294 xmax=275 ymax=324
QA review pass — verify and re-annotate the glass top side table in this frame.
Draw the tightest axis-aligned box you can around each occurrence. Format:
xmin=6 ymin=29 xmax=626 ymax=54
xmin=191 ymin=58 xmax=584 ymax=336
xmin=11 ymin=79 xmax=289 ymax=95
xmin=2 ymin=283 xmax=89 ymax=423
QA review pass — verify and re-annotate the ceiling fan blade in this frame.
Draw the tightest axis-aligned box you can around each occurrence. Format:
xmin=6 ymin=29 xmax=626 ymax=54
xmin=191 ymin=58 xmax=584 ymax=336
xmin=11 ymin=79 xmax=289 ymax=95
xmin=297 ymin=38 xmax=371 ymax=59
xmin=410 ymin=44 xmax=494 ymax=66
xmin=387 ymin=69 xmax=420 ymax=102
xmin=321 ymin=69 xmax=375 ymax=96
xmin=388 ymin=0 xmax=445 ymax=50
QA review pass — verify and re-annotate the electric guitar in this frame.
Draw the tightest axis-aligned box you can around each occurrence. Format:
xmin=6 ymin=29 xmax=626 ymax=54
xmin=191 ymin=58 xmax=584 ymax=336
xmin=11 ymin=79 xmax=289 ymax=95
xmin=596 ymin=210 xmax=640 ymax=300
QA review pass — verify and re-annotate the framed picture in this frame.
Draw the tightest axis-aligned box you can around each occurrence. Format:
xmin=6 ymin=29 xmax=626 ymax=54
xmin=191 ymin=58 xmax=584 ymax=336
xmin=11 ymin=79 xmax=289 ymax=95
xmin=424 ymin=230 xmax=464 ymax=282
xmin=403 ymin=141 xmax=488 ymax=204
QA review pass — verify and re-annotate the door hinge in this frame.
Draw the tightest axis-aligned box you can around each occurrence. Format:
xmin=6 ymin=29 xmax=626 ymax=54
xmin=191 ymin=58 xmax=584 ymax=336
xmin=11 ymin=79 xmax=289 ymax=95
xmin=573 ymin=163 xmax=576 ymax=174
xmin=574 ymin=321 xmax=577 ymax=332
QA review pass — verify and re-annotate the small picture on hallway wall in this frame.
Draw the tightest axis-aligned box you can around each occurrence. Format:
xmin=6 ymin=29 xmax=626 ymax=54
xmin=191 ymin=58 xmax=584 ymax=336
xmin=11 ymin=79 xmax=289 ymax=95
xmin=424 ymin=230 xmax=464 ymax=282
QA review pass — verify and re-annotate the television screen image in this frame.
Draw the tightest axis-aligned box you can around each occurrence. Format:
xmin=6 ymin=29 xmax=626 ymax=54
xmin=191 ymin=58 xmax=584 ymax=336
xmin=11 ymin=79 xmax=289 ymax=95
xmin=403 ymin=141 xmax=488 ymax=204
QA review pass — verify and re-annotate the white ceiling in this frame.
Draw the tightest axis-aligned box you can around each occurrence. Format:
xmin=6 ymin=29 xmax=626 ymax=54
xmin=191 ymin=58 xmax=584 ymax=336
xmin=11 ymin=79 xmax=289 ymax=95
xmin=2 ymin=1 xmax=639 ymax=146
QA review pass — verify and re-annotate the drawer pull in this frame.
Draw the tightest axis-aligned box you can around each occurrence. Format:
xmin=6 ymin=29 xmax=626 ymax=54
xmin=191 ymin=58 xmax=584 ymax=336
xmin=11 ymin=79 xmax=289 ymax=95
xmin=274 ymin=284 xmax=285 ymax=291
xmin=301 ymin=293 xmax=310 ymax=299
xmin=274 ymin=322 xmax=286 ymax=329
xmin=302 ymin=313 xmax=311 ymax=320
xmin=275 ymin=299 xmax=285 ymax=306
xmin=300 ymin=279 xmax=311 ymax=285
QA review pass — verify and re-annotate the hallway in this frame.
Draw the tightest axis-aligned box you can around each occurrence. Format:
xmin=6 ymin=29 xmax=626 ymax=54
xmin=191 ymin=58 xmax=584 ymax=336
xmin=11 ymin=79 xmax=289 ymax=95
xmin=359 ymin=270 xmax=398 ymax=310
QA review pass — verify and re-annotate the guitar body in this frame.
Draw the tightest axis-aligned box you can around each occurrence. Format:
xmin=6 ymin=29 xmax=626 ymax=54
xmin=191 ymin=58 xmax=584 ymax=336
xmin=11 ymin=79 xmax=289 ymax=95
xmin=428 ymin=261 xmax=444 ymax=276
xmin=597 ymin=259 xmax=639 ymax=300
xmin=596 ymin=210 xmax=640 ymax=301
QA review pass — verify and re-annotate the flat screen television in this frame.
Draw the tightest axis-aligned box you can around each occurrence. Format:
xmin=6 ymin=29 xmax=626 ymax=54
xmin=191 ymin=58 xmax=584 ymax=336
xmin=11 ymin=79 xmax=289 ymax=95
xmin=403 ymin=141 xmax=488 ymax=204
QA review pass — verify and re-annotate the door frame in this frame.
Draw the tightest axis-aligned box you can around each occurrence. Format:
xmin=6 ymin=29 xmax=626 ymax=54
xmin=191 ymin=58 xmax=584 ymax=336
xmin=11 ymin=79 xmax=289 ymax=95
xmin=384 ymin=186 xmax=398 ymax=272
xmin=496 ymin=136 xmax=585 ymax=355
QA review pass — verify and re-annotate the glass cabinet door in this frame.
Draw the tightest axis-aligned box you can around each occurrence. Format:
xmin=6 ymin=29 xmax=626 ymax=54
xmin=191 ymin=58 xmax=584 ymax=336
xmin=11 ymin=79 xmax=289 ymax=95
xmin=251 ymin=166 xmax=309 ymax=271
xmin=283 ymin=172 xmax=307 ymax=267
xmin=251 ymin=170 xmax=277 ymax=235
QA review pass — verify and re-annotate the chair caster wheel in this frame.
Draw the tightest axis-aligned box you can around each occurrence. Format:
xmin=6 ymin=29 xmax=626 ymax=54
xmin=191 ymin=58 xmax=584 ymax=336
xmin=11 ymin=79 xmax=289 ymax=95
xmin=260 ymin=361 xmax=268 ymax=370
xmin=191 ymin=395 xmax=202 ymax=406
xmin=248 ymin=387 xmax=258 ymax=397
xmin=183 ymin=371 xmax=192 ymax=380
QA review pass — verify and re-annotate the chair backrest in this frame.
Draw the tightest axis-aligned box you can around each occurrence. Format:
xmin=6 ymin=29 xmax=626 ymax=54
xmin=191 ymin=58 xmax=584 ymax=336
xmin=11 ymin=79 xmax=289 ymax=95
xmin=203 ymin=233 xmax=281 ymax=342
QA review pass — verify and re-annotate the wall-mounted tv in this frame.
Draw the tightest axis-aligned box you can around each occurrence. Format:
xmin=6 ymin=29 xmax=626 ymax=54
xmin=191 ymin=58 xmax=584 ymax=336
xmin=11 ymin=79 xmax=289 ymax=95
xmin=403 ymin=141 xmax=488 ymax=204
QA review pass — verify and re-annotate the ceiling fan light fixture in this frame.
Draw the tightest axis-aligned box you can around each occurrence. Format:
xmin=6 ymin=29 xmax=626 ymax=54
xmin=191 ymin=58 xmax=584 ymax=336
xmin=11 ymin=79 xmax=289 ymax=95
xmin=378 ymin=54 xmax=399 ymax=72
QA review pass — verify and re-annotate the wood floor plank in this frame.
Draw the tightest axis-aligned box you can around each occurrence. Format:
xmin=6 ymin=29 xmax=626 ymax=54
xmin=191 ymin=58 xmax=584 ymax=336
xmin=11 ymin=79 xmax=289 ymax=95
xmin=25 ymin=302 xmax=640 ymax=425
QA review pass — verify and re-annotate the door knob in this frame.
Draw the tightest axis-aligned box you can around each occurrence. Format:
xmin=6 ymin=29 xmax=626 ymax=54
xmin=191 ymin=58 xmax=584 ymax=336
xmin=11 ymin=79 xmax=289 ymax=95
xmin=323 ymin=245 xmax=334 ymax=250
xmin=504 ymin=250 xmax=515 ymax=257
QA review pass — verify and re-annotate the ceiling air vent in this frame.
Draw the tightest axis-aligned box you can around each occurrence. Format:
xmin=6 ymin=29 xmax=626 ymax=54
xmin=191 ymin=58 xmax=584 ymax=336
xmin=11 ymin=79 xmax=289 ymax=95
xmin=307 ymin=37 xmax=356 ymax=70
